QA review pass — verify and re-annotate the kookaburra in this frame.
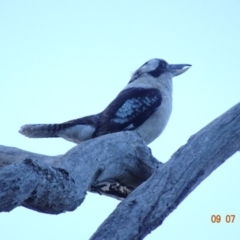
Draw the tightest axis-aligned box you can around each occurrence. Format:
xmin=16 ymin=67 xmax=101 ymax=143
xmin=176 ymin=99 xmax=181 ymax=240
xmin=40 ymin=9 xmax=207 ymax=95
xmin=19 ymin=58 xmax=191 ymax=145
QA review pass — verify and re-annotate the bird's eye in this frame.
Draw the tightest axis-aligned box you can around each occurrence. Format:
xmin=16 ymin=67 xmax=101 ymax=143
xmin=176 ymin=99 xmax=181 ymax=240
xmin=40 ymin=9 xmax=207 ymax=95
xmin=160 ymin=61 xmax=167 ymax=69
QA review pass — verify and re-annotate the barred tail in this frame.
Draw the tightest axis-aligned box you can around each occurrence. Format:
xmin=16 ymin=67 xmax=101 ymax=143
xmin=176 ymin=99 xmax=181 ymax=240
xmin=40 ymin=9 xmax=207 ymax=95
xmin=19 ymin=124 xmax=62 ymax=138
xmin=19 ymin=115 xmax=99 ymax=143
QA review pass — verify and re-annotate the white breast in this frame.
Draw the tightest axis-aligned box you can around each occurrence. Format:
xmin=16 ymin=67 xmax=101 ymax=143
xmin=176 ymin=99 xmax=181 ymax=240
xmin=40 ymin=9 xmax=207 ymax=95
xmin=134 ymin=92 xmax=172 ymax=144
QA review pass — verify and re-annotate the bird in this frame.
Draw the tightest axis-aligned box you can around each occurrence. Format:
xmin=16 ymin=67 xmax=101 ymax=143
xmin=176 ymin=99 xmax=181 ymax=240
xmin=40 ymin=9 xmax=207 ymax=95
xmin=19 ymin=58 xmax=191 ymax=145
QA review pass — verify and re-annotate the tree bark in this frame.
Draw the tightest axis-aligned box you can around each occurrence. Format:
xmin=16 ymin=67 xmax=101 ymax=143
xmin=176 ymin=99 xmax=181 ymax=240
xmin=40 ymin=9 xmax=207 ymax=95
xmin=90 ymin=103 xmax=240 ymax=239
xmin=0 ymin=132 xmax=159 ymax=213
xmin=0 ymin=103 xmax=240 ymax=239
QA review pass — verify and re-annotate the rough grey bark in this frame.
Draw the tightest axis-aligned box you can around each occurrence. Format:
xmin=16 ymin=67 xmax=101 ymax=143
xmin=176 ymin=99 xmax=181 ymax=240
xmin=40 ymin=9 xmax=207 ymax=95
xmin=0 ymin=103 xmax=240 ymax=239
xmin=90 ymin=103 xmax=240 ymax=240
xmin=0 ymin=132 xmax=159 ymax=213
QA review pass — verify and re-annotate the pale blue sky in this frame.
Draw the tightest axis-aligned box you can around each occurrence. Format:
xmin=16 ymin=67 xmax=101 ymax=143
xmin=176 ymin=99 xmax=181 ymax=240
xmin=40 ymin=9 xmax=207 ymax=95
xmin=1 ymin=1 xmax=240 ymax=239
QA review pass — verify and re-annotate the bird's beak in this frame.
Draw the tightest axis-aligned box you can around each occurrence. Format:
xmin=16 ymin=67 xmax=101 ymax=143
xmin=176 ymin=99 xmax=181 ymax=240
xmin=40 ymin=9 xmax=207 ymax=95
xmin=168 ymin=64 xmax=192 ymax=77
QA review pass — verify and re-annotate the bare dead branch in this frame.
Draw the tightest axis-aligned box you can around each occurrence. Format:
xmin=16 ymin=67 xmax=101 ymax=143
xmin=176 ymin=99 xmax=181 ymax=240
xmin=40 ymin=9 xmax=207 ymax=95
xmin=1 ymin=103 xmax=239 ymax=239
xmin=0 ymin=132 xmax=159 ymax=213
xmin=90 ymin=102 xmax=240 ymax=240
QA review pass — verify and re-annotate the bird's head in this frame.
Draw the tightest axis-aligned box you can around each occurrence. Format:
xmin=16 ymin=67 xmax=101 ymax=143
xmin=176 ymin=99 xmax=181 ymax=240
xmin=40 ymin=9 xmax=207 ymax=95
xmin=129 ymin=58 xmax=191 ymax=83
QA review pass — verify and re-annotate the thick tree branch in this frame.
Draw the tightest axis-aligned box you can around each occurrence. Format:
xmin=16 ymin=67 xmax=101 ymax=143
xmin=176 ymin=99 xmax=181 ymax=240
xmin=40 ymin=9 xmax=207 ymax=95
xmin=0 ymin=103 xmax=239 ymax=239
xmin=0 ymin=132 xmax=159 ymax=213
xmin=90 ymin=103 xmax=240 ymax=239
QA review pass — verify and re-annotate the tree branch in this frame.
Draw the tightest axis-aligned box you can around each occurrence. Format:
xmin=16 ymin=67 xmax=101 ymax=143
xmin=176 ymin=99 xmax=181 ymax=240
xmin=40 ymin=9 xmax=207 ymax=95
xmin=0 ymin=103 xmax=239 ymax=239
xmin=0 ymin=132 xmax=159 ymax=213
xmin=90 ymin=102 xmax=240 ymax=239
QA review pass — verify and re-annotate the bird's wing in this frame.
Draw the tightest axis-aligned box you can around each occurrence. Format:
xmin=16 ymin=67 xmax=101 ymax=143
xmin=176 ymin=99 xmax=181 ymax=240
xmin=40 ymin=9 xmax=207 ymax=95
xmin=63 ymin=114 xmax=99 ymax=128
xmin=94 ymin=87 xmax=162 ymax=137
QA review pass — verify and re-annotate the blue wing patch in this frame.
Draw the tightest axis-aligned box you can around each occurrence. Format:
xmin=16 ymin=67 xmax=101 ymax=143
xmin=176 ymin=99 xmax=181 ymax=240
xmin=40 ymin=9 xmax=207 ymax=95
xmin=94 ymin=88 xmax=162 ymax=137
xmin=114 ymin=95 xmax=159 ymax=124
